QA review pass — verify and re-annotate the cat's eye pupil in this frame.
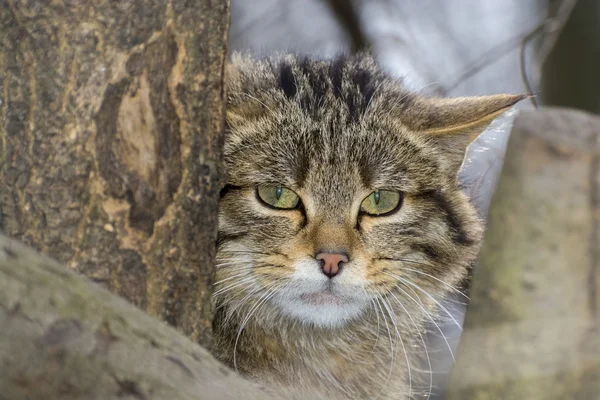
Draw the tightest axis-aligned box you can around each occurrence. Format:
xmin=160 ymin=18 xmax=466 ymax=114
xmin=359 ymin=190 xmax=402 ymax=217
xmin=257 ymin=185 xmax=301 ymax=210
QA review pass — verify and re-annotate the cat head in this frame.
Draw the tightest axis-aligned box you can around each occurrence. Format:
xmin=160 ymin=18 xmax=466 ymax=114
xmin=216 ymin=53 xmax=523 ymax=328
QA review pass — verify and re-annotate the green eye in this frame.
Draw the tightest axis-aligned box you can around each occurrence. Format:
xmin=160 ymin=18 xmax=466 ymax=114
xmin=257 ymin=185 xmax=301 ymax=209
xmin=360 ymin=190 xmax=402 ymax=216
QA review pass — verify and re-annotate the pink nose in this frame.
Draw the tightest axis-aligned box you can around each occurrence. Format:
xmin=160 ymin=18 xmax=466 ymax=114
xmin=315 ymin=252 xmax=349 ymax=278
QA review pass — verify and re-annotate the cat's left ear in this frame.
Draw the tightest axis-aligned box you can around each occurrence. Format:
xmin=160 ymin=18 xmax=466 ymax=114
xmin=404 ymin=94 xmax=527 ymax=173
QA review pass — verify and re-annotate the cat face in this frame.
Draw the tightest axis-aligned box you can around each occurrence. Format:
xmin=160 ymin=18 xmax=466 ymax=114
xmin=216 ymin=53 xmax=522 ymax=328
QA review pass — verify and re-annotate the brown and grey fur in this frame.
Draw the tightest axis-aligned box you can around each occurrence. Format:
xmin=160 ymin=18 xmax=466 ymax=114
xmin=213 ymin=52 xmax=524 ymax=399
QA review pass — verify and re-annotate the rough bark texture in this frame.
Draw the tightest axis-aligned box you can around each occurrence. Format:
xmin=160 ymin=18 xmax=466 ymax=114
xmin=0 ymin=233 xmax=280 ymax=400
xmin=0 ymin=0 xmax=229 ymax=346
xmin=446 ymin=108 xmax=600 ymax=399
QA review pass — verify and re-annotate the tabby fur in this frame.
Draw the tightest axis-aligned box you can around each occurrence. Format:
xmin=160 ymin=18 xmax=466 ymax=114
xmin=213 ymin=52 xmax=523 ymax=399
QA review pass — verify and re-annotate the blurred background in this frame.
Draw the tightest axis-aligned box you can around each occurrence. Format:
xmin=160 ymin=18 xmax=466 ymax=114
xmin=227 ymin=0 xmax=599 ymax=397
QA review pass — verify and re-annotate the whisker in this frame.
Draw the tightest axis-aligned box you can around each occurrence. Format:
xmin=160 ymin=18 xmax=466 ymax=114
xmin=213 ymin=272 xmax=286 ymax=299
xmin=387 ymin=290 xmax=433 ymax=399
xmin=214 ymin=271 xmax=254 ymax=286
xmin=372 ymin=296 xmax=396 ymax=400
xmin=213 ymin=277 xmax=257 ymax=297
xmin=215 ymin=261 xmax=253 ymax=268
xmin=384 ymin=271 xmax=463 ymax=332
xmin=218 ymin=250 xmax=272 ymax=256
xmin=374 ymin=296 xmax=395 ymax=352
xmin=378 ymin=257 xmax=469 ymax=305
xmin=336 ymin=300 xmax=382 ymax=366
xmin=368 ymin=298 xmax=381 ymax=358
xmin=397 ymin=266 xmax=469 ymax=300
xmin=223 ymin=278 xmax=283 ymax=316
xmin=216 ymin=264 xmax=275 ymax=271
xmin=233 ymin=288 xmax=278 ymax=371
xmin=380 ymin=296 xmax=412 ymax=400
xmin=398 ymin=283 xmax=457 ymax=364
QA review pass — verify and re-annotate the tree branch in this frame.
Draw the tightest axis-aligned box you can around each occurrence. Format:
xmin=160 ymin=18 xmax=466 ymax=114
xmin=0 ymin=233 xmax=280 ymax=400
xmin=323 ymin=0 xmax=368 ymax=52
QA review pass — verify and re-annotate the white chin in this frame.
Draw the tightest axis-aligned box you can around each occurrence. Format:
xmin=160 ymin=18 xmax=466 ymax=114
xmin=276 ymin=293 xmax=367 ymax=328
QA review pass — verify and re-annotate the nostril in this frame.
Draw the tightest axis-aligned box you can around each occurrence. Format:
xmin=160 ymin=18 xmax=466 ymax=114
xmin=315 ymin=252 xmax=349 ymax=278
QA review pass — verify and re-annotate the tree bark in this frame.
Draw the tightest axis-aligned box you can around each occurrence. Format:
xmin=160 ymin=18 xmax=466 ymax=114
xmin=0 ymin=0 xmax=229 ymax=346
xmin=446 ymin=108 xmax=600 ymax=399
xmin=0 ymin=233 xmax=280 ymax=400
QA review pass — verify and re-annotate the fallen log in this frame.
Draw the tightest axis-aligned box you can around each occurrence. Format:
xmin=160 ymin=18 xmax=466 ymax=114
xmin=0 ymin=233 xmax=281 ymax=400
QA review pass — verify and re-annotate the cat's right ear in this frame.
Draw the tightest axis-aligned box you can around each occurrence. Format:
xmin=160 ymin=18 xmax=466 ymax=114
xmin=399 ymin=93 xmax=527 ymax=173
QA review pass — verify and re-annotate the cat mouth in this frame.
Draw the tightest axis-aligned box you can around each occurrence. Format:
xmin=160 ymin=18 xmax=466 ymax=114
xmin=276 ymin=285 xmax=368 ymax=326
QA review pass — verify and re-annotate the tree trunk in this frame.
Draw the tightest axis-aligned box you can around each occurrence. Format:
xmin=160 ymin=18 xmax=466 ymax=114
xmin=0 ymin=0 xmax=229 ymax=347
xmin=0 ymin=233 xmax=280 ymax=400
xmin=446 ymin=108 xmax=600 ymax=399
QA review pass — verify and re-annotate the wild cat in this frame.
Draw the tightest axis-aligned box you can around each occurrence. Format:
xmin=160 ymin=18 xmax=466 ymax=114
xmin=213 ymin=52 xmax=523 ymax=399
